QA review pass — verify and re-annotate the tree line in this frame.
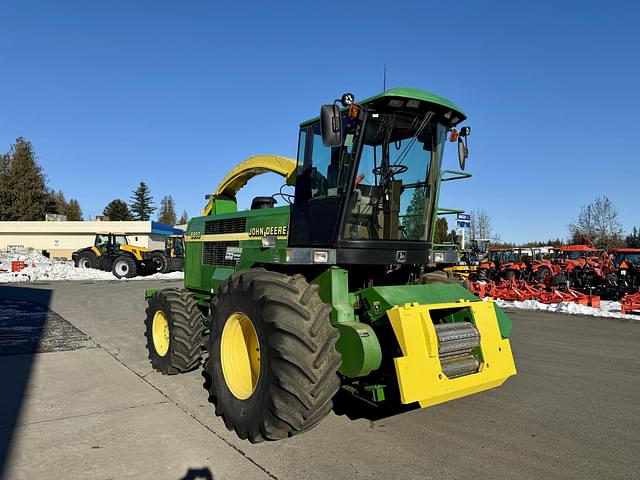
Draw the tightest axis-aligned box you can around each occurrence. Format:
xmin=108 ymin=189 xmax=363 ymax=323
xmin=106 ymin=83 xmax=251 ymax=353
xmin=0 ymin=137 xmax=188 ymax=224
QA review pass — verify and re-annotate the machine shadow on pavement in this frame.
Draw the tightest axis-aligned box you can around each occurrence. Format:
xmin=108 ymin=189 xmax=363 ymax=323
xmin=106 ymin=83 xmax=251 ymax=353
xmin=179 ymin=466 xmax=214 ymax=480
xmin=331 ymin=389 xmax=417 ymax=422
xmin=0 ymin=285 xmax=53 ymax=479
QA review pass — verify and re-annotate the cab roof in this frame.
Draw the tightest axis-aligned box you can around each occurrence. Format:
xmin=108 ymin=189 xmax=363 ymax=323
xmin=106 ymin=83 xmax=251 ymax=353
xmin=300 ymin=87 xmax=466 ymax=127
xmin=612 ymin=248 xmax=640 ymax=253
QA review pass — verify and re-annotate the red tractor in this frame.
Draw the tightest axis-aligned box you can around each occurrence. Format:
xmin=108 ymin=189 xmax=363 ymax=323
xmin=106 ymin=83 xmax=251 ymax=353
xmin=612 ymin=248 xmax=640 ymax=295
xmin=555 ymin=245 xmax=619 ymax=298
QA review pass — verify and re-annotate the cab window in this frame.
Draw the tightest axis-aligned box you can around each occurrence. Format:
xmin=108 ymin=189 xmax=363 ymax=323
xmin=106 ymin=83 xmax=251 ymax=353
xmin=95 ymin=234 xmax=109 ymax=248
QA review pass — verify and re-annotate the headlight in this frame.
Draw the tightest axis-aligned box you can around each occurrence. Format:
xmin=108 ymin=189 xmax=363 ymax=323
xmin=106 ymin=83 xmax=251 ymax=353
xmin=621 ymin=269 xmax=627 ymax=276
xmin=313 ymin=250 xmax=329 ymax=263
xmin=433 ymin=252 xmax=445 ymax=263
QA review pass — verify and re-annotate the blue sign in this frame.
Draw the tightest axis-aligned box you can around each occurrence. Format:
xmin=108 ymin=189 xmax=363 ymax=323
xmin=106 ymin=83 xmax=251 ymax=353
xmin=457 ymin=220 xmax=471 ymax=229
xmin=457 ymin=213 xmax=471 ymax=221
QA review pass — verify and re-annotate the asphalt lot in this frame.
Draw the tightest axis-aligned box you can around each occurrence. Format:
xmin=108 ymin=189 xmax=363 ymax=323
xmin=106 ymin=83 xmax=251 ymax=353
xmin=1 ymin=279 xmax=639 ymax=479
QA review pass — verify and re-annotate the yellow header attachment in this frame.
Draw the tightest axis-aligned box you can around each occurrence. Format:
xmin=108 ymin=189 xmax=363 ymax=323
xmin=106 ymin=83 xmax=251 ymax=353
xmin=387 ymin=300 xmax=516 ymax=408
xmin=202 ymin=155 xmax=296 ymax=216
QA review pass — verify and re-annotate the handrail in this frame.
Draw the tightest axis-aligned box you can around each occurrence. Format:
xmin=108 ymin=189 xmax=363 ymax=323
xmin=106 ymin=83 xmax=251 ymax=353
xmin=440 ymin=169 xmax=472 ymax=182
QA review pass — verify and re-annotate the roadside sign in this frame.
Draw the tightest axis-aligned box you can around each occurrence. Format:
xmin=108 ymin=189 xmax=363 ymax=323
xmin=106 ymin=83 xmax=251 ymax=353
xmin=457 ymin=220 xmax=471 ymax=229
xmin=457 ymin=213 xmax=471 ymax=221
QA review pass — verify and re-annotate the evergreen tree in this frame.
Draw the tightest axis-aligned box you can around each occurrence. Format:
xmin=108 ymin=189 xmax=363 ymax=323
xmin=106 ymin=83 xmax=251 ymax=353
xmin=626 ymin=227 xmax=640 ymax=248
xmin=157 ymin=195 xmax=177 ymax=225
xmin=103 ymin=199 xmax=132 ymax=221
xmin=0 ymin=153 xmax=10 ymax=220
xmin=178 ymin=210 xmax=189 ymax=224
xmin=51 ymin=189 xmax=67 ymax=215
xmin=65 ymin=198 xmax=83 ymax=220
xmin=401 ymin=185 xmax=426 ymax=240
xmin=1 ymin=137 xmax=50 ymax=220
xmin=129 ymin=182 xmax=155 ymax=221
xmin=434 ymin=217 xmax=449 ymax=243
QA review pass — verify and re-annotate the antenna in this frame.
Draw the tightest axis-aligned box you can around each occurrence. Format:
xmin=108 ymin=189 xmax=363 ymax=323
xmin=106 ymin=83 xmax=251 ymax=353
xmin=383 ymin=64 xmax=387 ymax=91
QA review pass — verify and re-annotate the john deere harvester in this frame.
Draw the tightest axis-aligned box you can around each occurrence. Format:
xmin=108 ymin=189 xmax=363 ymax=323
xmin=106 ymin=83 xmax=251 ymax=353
xmin=144 ymin=87 xmax=516 ymax=442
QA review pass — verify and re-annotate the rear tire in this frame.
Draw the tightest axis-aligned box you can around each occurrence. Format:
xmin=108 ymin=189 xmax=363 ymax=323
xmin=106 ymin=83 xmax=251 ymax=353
xmin=206 ymin=269 xmax=341 ymax=443
xmin=150 ymin=252 xmax=169 ymax=274
xmin=75 ymin=251 xmax=98 ymax=269
xmin=112 ymin=255 xmax=137 ymax=279
xmin=145 ymin=289 xmax=205 ymax=374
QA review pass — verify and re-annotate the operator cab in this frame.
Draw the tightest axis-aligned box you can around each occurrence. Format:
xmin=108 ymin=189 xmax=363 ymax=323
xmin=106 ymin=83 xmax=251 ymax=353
xmin=94 ymin=232 xmax=128 ymax=254
xmin=289 ymin=88 xmax=468 ymax=267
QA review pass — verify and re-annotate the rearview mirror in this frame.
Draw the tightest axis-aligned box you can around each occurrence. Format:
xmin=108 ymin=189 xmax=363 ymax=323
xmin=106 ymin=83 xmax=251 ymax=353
xmin=458 ymin=139 xmax=468 ymax=170
xmin=320 ymin=104 xmax=342 ymax=147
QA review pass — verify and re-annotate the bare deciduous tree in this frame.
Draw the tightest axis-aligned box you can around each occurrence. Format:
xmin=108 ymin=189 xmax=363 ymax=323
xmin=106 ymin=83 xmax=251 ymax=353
xmin=469 ymin=209 xmax=495 ymax=240
xmin=568 ymin=196 xmax=623 ymax=249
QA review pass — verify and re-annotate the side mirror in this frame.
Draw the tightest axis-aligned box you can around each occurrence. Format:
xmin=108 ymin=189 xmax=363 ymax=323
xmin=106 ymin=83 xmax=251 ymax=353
xmin=320 ymin=104 xmax=342 ymax=147
xmin=457 ymin=139 xmax=468 ymax=170
xmin=457 ymin=126 xmax=470 ymax=170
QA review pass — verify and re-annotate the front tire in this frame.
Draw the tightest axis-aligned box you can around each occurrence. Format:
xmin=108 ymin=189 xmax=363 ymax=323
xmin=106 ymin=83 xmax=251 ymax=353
xmin=112 ymin=255 xmax=137 ymax=279
xmin=75 ymin=251 xmax=98 ymax=269
xmin=145 ymin=289 xmax=205 ymax=374
xmin=207 ymin=269 xmax=341 ymax=443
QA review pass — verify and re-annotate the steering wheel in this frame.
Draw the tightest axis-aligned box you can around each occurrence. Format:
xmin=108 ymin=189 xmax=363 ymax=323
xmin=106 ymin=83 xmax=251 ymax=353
xmin=372 ymin=164 xmax=408 ymax=177
xmin=272 ymin=184 xmax=294 ymax=204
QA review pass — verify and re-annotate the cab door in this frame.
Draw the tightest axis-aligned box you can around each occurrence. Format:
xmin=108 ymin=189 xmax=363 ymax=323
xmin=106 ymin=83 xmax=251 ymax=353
xmin=289 ymin=122 xmax=352 ymax=246
xmin=94 ymin=234 xmax=111 ymax=256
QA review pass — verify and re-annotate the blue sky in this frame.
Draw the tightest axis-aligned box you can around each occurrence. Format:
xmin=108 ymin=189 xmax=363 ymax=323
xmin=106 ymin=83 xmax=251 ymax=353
xmin=1 ymin=1 xmax=638 ymax=243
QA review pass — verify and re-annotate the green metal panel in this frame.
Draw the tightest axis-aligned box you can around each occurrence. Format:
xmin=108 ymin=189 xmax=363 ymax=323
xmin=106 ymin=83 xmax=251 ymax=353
xmin=184 ymin=241 xmax=203 ymax=290
xmin=335 ymin=322 xmax=382 ymax=378
xmin=313 ymin=267 xmax=356 ymax=325
xmin=212 ymin=199 xmax=237 ymax=214
xmin=493 ymin=304 xmax=513 ymax=338
xmin=312 ymin=267 xmax=382 ymax=378
xmin=360 ymin=284 xmax=512 ymax=338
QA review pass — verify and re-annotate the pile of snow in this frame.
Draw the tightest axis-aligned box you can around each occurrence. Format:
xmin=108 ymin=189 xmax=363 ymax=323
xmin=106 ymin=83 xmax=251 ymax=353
xmin=494 ymin=298 xmax=639 ymax=320
xmin=0 ymin=248 xmax=183 ymax=283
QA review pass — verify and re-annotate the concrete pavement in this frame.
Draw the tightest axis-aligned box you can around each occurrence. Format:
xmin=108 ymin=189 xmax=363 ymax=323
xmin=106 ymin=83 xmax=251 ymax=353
xmin=1 ymin=280 xmax=639 ymax=479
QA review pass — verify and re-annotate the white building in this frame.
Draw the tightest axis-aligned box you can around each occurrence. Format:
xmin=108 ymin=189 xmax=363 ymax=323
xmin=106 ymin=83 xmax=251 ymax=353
xmin=0 ymin=221 xmax=184 ymax=259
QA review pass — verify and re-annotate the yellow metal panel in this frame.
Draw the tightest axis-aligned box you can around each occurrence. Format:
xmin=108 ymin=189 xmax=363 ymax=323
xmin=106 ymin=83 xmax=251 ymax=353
xmin=184 ymin=233 xmax=288 ymax=243
xmin=91 ymin=246 xmax=102 ymax=257
xmin=387 ymin=300 xmax=516 ymax=408
xmin=202 ymin=155 xmax=296 ymax=216
xmin=215 ymin=155 xmax=296 ymax=198
xmin=119 ymin=244 xmax=150 ymax=261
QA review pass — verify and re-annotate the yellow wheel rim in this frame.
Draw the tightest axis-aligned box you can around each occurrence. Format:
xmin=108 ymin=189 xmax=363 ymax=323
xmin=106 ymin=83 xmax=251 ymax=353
xmin=220 ymin=312 xmax=261 ymax=400
xmin=152 ymin=310 xmax=170 ymax=357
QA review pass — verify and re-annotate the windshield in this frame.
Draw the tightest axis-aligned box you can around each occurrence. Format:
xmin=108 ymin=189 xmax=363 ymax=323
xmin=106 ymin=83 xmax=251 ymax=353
xmin=615 ymin=252 xmax=640 ymax=265
xmin=342 ymin=112 xmax=446 ymax=241
xmin=562 ymin=250 xmax=594 ymax=260
xmin=114 ymin=235 xmax=128 ymax=245
xmin=489 ymin=251 xmax=502 ymax=262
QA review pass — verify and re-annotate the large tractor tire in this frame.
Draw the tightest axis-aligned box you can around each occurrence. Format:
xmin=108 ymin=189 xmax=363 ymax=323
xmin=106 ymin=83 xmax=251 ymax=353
xmin=150 ymin=251 xmax=169 ymax=274
xmin=145 ymin=289 xmax=205 ymax=374
xmin=75 ymin=251 xmax=98 ymax=269
xmin=112 ymin=255 xmax=137 ymax=279
xmin=206 ymin=269 xmax=341 ymax=443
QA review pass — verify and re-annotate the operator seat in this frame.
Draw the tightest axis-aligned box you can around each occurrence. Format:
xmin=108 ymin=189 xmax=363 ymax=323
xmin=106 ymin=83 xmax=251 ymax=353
xmin=251 ymin=196 xmax=276 ymax=210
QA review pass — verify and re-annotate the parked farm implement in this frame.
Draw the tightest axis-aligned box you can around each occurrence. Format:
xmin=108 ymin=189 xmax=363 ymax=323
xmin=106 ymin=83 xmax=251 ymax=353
xmin=466 ymin=245 xmax=640 ymax=312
